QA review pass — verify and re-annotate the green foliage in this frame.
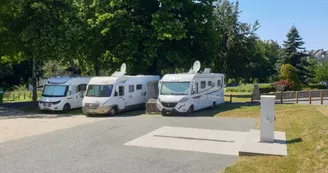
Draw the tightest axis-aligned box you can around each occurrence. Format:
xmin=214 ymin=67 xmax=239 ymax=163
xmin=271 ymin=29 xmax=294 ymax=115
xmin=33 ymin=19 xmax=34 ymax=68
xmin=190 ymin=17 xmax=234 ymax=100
xmin=213 ymin=0 xmax=260 ymax=80
xmin=278 ymin=26 xmax=311 ymax=83
xmin=315 ymin=61 xmax=328 ymax=82
xmin=12 ymin=84 xmax=29 ymax=94
xmin=42 ymin=60 xmax=72 ymax=78
xmin=279 ymin=64 xmax=301 ymax=90
xmin=308 ymin=83 xmax=325 ymax=90
xmin=225 ymin=83 xmax=274 ymax=93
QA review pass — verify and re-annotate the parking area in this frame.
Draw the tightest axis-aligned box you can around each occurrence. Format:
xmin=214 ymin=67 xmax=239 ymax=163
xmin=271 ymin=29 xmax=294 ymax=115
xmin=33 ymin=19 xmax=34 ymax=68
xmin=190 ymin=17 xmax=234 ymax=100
xmin=0 ymin=108 xmax=256 ymax=173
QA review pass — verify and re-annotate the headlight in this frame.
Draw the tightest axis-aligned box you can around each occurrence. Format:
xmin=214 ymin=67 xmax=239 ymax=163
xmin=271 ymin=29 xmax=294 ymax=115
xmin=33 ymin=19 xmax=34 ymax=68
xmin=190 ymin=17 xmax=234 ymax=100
xmin=157 ymin=98 xmax=161 ymax=102
xmin=53 ymin=101 xmax=61 ymax=105
xmin=179 ymin=97 xmax=188 ymax=102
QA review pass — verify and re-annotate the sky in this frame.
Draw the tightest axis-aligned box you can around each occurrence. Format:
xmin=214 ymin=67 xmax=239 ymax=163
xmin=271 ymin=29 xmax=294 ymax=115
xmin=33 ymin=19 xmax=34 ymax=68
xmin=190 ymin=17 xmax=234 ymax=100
xmin=235 ymin=0 xmax=328 ymax=50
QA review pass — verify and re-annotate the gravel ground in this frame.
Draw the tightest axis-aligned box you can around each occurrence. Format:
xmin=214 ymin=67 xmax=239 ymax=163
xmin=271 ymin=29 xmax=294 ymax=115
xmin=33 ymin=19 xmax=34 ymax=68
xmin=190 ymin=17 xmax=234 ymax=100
xmin=0 ymin=114 xmax=256 ymax=173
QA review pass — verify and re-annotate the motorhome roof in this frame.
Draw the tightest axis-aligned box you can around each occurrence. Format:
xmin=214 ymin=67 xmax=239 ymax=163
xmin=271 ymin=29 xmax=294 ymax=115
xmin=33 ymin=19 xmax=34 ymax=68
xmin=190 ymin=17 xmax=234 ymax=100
xmin=161 ymin=73 xmax=224 ymax=82
xmin=89 ymin=76 xmax=119 ymax=84
xmin=47 ymin=76 xmax=92 ymax=85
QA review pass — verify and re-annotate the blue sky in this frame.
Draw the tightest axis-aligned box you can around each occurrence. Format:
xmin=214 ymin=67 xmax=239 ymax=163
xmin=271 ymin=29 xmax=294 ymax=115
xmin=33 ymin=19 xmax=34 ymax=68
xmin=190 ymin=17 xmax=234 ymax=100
xmin=235 ymin=0 xmax=328 ymax=50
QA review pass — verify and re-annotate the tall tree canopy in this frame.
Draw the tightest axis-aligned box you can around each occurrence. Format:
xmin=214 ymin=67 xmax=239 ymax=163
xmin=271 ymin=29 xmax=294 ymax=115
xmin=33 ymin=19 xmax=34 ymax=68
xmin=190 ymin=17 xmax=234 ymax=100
xmin=278 ymin=26 xmax=311 ymax=82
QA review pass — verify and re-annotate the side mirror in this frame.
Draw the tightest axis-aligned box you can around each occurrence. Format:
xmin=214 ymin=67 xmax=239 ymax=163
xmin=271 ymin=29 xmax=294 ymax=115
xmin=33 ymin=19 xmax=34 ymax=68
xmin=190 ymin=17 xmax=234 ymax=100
xmin=158 ymin=81 xmax=161 ymax=90
xmin=115 ymin=85 xmax=119 ymax=92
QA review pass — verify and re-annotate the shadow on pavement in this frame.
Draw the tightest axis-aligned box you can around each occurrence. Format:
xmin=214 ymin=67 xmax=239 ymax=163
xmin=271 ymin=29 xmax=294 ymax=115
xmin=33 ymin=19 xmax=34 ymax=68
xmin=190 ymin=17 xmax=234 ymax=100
xmin=162 ymin=102 xmax=259 ymax=117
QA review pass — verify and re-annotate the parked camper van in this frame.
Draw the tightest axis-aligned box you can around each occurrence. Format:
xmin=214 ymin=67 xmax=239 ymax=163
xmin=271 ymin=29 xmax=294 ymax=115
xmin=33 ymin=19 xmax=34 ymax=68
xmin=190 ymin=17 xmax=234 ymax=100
xmin=82 ymin=64 xmax=160 ymax=115
xmin=157 ymin=61 xmax=224 ymax=115
xmin=39 ymin=77 xmax=92 ymax=111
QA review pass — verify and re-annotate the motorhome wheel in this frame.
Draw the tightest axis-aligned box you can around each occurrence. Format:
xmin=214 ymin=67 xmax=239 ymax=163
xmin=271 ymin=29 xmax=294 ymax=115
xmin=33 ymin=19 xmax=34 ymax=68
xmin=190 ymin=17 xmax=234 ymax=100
xmin=211 ymin=102 xmax=216 ymax=109
xmin=63 ymin=103 xmax=70 ymax=112
xmin=110 ymin=107 xmax=117 ymax=116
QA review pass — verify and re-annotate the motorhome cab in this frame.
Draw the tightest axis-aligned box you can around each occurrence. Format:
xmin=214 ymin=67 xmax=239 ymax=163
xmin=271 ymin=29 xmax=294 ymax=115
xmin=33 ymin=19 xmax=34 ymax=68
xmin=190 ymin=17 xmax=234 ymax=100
xmin=39 ymin=77 xmax=92 ymax=111
xmin=82 ymin=64 xmax=160 ymax=116
xmin=157 ymin=61 xmax=224 ymax=115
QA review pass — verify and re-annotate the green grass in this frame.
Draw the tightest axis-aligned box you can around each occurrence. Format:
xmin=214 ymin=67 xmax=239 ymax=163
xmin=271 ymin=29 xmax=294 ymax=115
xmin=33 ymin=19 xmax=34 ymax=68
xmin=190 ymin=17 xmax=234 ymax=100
xmin=217 ymin=104 xmax=328 ymax=173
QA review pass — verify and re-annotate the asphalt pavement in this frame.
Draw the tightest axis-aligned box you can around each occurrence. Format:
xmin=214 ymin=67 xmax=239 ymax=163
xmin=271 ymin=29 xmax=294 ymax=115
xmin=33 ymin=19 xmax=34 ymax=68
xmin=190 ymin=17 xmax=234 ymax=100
xmin=0 ymin=115 xmax=255 ymax=173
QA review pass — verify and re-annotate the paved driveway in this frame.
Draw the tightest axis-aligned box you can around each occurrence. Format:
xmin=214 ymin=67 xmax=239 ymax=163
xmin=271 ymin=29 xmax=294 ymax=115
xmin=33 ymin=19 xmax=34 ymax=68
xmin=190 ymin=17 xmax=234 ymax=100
xmin=0 ymin=112 xmax=255 ymax=173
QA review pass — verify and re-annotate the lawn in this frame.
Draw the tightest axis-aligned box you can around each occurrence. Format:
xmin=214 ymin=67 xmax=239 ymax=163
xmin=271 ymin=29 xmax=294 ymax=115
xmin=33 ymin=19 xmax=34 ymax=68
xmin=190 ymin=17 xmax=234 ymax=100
xmin=215 ymin=103 xmax=328 ymax=173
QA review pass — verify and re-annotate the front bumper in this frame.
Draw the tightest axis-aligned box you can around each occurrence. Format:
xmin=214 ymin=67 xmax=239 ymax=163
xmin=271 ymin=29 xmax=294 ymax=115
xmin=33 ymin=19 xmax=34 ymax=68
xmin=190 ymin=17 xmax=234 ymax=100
xmin=82 ymin=105 xmax=112 ymax=115
xmin=38 ymin=102 xmax=62 ymax=111
xmin=157 ymin=101 xmax=189 ymax=113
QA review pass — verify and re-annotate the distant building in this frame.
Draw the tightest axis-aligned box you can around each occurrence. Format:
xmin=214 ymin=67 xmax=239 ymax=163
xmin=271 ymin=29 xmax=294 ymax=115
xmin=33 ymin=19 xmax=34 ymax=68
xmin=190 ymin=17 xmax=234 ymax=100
xmin=305 ymin=49 xmax=328 ymax=62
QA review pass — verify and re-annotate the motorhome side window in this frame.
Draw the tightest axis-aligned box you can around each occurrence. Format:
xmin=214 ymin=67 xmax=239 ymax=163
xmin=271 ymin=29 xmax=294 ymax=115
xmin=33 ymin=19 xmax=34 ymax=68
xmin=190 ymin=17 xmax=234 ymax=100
xmin=119 ymin=86 xmax=124 ymax=96
xmin=129 ymin=85 xmax=134 ymax=92
xmin=77 ymin=84 xmax=87 ymax=92
xmin=208 ymin=81 xmax=212 ymax=87
xmin=136 ymin=84 xmax=142 ymax=90
xmin=201 ymin=81 xmax=206 ymax=89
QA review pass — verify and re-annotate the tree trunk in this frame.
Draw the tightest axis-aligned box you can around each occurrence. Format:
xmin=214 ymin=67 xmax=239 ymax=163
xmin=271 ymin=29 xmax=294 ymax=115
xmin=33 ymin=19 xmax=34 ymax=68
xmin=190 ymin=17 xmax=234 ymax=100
xmin=94 ymin=60 xmax=100 ymax=76
xmin=32 ymin=57 xmax=37 ymax=103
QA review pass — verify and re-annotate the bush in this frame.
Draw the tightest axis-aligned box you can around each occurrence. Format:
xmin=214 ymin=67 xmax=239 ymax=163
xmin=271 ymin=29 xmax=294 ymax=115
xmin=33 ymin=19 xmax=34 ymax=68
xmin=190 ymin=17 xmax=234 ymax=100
xmin=12 ymin=85 xmax=29 ymax=94
xmin=279 ymin=64 xmax=301 ymax=90
xmin=309 ymin=83 xmax=325 ymax=90
xmin=274 ymin=80 xmax=294 ymax=91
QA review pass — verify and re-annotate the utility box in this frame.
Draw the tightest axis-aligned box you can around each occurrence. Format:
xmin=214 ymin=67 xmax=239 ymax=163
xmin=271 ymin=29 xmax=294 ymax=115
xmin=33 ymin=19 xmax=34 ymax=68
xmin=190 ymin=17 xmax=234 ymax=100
xmin=260 ymin=95 xmax=276 ymax=143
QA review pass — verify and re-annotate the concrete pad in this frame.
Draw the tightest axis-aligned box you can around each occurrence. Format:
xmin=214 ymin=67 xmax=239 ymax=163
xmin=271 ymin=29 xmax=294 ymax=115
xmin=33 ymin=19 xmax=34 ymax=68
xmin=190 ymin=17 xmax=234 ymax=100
xmin=239 ymin=129 xmax=287 ymax=156
xmin=125 ymin=126 xmax=248 ymax=156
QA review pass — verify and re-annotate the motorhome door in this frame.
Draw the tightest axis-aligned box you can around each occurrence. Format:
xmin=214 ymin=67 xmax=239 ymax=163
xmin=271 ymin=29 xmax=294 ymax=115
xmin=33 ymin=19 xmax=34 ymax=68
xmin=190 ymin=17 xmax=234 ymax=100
xmin=125 ymin=84 xmax=137 ymax=107
xmin=116 ymin=85 xmax=126 ymax=110
xmin=192 ymin=81 xmax=201 ymax=110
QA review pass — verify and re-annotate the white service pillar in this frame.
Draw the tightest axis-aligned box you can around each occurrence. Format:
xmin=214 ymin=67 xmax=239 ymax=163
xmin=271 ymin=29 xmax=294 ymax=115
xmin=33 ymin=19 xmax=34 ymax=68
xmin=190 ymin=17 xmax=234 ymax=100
xmin=260 ymin=95 xmax=276 ymax=143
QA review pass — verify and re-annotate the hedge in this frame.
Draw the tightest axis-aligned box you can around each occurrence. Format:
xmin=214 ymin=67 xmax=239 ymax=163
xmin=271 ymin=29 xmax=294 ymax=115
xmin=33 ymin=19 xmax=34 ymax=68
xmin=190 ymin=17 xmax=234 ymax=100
xmin=308 ymin=83 xmax=325 ymax=89
xmin=225 ymin=83 xmax=275 ymax=93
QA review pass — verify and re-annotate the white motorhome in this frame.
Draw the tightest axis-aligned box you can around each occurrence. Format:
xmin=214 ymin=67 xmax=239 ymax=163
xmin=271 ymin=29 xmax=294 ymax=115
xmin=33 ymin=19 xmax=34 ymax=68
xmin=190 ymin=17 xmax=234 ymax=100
xmin=157 ymin=61 xmax=224 ymax=115
xmin=82 ymin=64 xmax=160 ymax=116
xmin=39 ymin=77 xmax=92 ymax=111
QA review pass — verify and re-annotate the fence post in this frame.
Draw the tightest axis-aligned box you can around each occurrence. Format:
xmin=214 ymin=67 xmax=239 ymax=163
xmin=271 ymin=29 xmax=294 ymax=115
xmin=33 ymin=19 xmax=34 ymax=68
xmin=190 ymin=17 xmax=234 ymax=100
xmin=12 ymin=92 xmax=14 ymax=100
xmin=309 ymin=91 xmax=312 ymax=104
xmin=230 ymin=94 xmax=232 ymax=103
xmin=280 ymin=92 xmax=283 ymax=104
xmin=24 ymin=93 xmax=26 ymax=100
xmin=320 ymin=91 xmax=323 ymax=105
xmin=251 ymin=94 xmax=254 ymax=103
xmin=296 ymin=91 xmax=298 ymax=104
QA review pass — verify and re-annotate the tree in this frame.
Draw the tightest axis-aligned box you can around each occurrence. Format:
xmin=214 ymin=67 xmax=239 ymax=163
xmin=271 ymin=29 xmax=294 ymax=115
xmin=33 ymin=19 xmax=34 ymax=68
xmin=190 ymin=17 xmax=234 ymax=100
xmin=279 ymin=64 xmax=301 ymax=90
xmin=315 ymin=61 xmax=328 ymax=82
xmin=278 ymin=26 xmax=309 ymax=83
xmin=213 ymin=0 xmax=260 ymax=81
xmin=41 ymin=60 xmax=73 ymax=78
xmin=0 ymin=0 xmax=73 ymax=102
xmin=248 ymin=40 xmax=280 ymax=83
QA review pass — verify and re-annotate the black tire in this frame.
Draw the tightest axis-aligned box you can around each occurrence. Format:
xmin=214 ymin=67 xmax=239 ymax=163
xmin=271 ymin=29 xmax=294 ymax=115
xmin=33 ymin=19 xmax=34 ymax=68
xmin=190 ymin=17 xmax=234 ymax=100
xmin=109 ymin=107 xmax=117 ymax=116
xmin=63 ymin=103 xmax=70 ymax=112
xmin=211 ymin=102 xmax=216 ymax=109
xmin=187 ymin=105 xmax=194 ymax=115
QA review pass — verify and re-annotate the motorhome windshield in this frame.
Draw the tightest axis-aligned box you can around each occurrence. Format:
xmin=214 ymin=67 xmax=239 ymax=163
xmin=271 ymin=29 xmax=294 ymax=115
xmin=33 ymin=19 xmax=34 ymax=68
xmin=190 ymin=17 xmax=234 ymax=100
xmin=160 ymin=82 xmax=190 ymax=95
xmin=42 ymin=85 xmax=68 ymax=97
xmin=86 ymin=85 xmax=113 ymax=97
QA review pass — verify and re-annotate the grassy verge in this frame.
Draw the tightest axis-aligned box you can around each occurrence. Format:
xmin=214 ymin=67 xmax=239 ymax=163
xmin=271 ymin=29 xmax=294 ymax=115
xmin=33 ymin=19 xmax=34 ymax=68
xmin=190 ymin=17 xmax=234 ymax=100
xmin=217 ymin=104 xmax=328 ymax=173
